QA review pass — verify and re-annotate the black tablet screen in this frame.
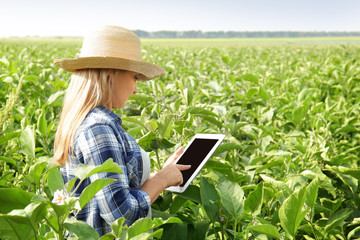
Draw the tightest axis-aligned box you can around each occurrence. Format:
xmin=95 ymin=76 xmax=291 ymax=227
xmin=176 ymin=138 xmax=218 ymax=187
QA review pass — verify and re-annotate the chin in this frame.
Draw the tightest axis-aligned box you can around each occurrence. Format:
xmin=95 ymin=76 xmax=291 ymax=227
xmin=112 ymin=104 xmax=126 ymax=109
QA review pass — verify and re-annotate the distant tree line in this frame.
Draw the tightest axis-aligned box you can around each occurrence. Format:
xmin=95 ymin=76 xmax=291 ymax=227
xmin=133 ymin=30 xmax=360 ymax=38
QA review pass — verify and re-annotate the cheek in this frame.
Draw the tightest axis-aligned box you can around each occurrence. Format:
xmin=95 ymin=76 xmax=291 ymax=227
xmin=127 ymin=80 xmax=136 ymax=94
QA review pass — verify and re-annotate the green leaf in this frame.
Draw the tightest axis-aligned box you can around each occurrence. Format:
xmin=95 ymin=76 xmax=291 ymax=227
xmin=73 ymin=158 xmax=123 ymax=181
xmin=244 ymin=182 xmax=264 ymax=216
xmin=48 ymin=201 xmax=69 ymax=219
xmin=279 ymin=186 xmax=309 ymax=238
xmin=123 ymin=117 xmax=148 ymax=130
xmin=79 ymin=178 xmax=115 ymax=208
xmin=65 ymin=177 xmax=78 ymax=193
xmin=127 ymin=218 xmax=153 ymax=238
xmin=64 ymin=218 xmax=99 ymax=240
xmin=138 ymin=131 xmax=157 ymax=152
xmin=20 ymin=125 xmax=35 ymax=159
xmin=246 ymin=88 xmax=258 ymax=99
xmin=47 ymin=91 xmax=65 ymax=107
xmin=214 ymin=142 xmax=242 ymax=155
xmin=0 ymin=188 xmax=35 ymax=214
xmin=47 ymin=168 xmax=64 ymax=194
xmin=347 ymin=226 xmax=360 ymax=239
xmin=0 ymin=214 xmax=34 ymax=240
xmin=0 ymin=202 xmax=47 ymax=240
xmin=152 ymin=209 xmax=176 ymax=221
xmin=325 ymin=208 xmax=352 ymax=232
xmin=110 ymin=217 xmax=125 ymax=238
xmin=301 ymin=168 xmax=336 ymax=198
xmin=0 ymin=156 xmax=17 ymax=166
xmin=159 ymin=138 xmax=176 ymax=149
xmin=144 ymin=228 xmax=164 ymax=240
xmin=200 ymin=177 xmax=220 ymax=222
xmin=37 ymin=111 xmax=47 ymax=136
xmin=176 ymin=185 xmax=201 ymax=204
xmin=186 ymin=106 xmax=218 ymax=117
xmin=259 ymin=85 xmax=270 ymax=100
xmin=198 ymin=115 xmax=222 ymax=128
xmin=305 ymin=178 xmax=320 ymax=209
xmin=328 ymin=166 xmax=358 ymax=193
xmin=99 ymin=233 xmax=116 ymax=240
xmin=0 ymin=131 xmax=20 ymax=145
xmin=222 ymin=55 xmax=230 ymax=65
xmin=28 ymin=161 xmax=48 ymax=187
xmin=157 ymin=115 xmax=174 ymax=139
xmin=131 ymin=229 xmax=163 ymax=240
xmin=162 ymin=222 xmax=188 ymax=240
xmin=128 ymin=94 xmax=154 ymax=102
xmin=241 ymin=74 xmax=259 ymax=84
xmin=169 ymin=196 xmax=187 ymax=214
xmin=331 ymin=166 xmax=360 ymax=181
xmin=292 ymin=105 xmax=306 ymax=125
xmin=193 ymin=221 xmax=210 ymax=240
xmin=128 ymin=217 xmax=182 ymax=239
xmin=24 ymin=202 xmax=47 ymax=226
xmin=218 ymin=179 xmax=244 ymax=220
xmin=260 ymin=174 xmax=292 ymax=198
xmin=248 ymin=224 xmax=280 ymax=239
xmin=0 ymin=173 xmax=13 ymax=185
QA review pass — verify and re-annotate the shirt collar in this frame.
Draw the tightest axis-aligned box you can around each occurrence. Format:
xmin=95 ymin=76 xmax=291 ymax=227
xmin=96 ymin=105 xmax=123 ymax=125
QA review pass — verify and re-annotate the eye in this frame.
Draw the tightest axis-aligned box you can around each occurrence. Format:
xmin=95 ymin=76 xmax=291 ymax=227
xmin=134 ymin=75 xmax=139 ymax=81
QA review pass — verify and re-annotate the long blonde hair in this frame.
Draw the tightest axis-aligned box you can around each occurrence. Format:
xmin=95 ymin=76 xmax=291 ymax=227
xmin=54 ymin=68 xmax=119 ymax=166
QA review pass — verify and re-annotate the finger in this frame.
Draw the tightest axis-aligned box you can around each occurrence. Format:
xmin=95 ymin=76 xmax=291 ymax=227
xmin=178 ymin=177 xmax=183 ymax=185
xmin=169 ymin=146 xmax=184 ymax=164
xmin=176 ymin=164 xmax=191 ymax=171
xmin=163 ymin=147 xmax=183 ymax=167
xmin=177 ymin=172 xmax=183 ymax=185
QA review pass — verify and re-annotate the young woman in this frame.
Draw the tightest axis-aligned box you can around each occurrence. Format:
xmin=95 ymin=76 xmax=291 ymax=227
xmin=53 ymin=25 xmax=190 ymax=236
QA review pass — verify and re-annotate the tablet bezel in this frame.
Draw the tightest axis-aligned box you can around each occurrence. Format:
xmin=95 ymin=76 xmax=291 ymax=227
xmin=166 ymin=133 xmax=225 ymax=193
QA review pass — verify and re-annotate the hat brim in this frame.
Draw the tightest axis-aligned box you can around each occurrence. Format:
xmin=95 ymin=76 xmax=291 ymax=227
xmin=54 ymin=56 xmax=166 ymax=81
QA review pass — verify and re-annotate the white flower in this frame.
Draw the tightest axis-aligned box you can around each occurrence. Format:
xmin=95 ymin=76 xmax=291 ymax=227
xmin=52 ymin=189 xmax=66 ymax=205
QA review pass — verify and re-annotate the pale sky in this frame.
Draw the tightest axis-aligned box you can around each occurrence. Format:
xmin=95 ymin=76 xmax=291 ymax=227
xmin=1 ymin=0 xmax=359 ymax=37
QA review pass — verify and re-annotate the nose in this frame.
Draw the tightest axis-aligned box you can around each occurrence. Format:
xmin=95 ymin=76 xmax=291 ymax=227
xmin=133 ymin=86 xmax=138 ymax=94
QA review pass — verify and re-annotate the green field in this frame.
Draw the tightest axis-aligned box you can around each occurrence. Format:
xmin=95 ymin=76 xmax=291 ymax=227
xmin=0 ymin=38 xmax=360 ymax=239
xmin=142 ymin=37 xmax=360 ymax=47
xmin=2 ymin=36 xmax=360 ymax=48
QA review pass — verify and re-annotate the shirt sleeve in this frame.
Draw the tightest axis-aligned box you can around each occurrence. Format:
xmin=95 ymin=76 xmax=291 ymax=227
xmin=75 ymin=123 xmax=151 ymax=226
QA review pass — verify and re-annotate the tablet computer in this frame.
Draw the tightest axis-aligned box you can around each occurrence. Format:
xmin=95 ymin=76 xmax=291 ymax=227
xmin=166 ymin=133 xmax=225 ymax=193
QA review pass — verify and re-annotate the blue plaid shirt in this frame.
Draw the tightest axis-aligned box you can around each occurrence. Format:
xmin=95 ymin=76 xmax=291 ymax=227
xmin=61 ymin=106 xmax=151 ymax=236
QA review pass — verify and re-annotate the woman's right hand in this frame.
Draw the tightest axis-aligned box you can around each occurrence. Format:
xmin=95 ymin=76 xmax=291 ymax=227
xmin=155 ymin=147 xmax=191 ymax=188
xmin=140 ymin=147 xmax=191 ymax=203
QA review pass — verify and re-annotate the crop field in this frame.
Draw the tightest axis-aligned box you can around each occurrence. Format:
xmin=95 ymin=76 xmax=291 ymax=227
xmin=0 ymin=38 xmax=360 ymax=239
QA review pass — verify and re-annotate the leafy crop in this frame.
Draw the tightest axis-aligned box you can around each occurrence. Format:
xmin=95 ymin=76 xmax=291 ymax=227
xmin=0 ymin=39 xmax=360 ymax=239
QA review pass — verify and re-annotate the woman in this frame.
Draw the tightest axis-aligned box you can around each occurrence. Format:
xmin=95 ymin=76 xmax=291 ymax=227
xmin=53 ymin=25 xmax=190 ymax=236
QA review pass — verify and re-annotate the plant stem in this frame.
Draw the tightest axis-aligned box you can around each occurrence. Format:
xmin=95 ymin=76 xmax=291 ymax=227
xmin=57 ymin=216 xmax=65 ymax=240
xmin=155 ymin=139 xmax=162 ymax=170
xmin=70 ymin=179 xmax=84 ymax=197
xmin=308 ymin=221 xmax=319 ymax=240
xmin=44 ymin=217 xmax=59 ymax=233
xmin=233 ymin=219 xmax=238 ymax=235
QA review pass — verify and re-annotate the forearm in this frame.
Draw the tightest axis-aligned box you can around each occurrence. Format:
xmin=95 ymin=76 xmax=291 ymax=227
xmin=140 ymin=175 xmax=167 ymax=204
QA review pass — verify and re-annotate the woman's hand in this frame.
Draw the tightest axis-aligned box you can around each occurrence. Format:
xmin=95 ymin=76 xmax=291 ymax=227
xmin=155 ymin=147 xmax=191 ymax=187
xmin=140 ymin=147 xmax=191 ymax=203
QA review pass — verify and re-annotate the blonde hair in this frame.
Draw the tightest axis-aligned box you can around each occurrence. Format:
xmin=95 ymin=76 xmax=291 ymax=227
xmin=54 ymin=68 xmax=120 ymax=166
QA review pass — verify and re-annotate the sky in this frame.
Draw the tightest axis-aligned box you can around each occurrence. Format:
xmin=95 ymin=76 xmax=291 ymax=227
xmin=1 ymin=0 xmax=359 ymax=37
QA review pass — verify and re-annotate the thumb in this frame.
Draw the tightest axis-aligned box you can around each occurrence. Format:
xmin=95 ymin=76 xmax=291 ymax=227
xmin=169 ymin=146 xmax=184 ymax=164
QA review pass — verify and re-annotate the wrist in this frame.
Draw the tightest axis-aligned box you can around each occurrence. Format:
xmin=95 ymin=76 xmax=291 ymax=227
xmin=153 ymin=172 xmax=168 ymax=190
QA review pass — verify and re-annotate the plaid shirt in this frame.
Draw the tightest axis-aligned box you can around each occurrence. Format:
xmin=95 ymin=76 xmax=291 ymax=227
xmin=61 ymin=106 xmax=151 ymax=236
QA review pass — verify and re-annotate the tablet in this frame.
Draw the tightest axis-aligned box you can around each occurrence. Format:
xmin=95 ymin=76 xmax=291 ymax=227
xmin=166 ymin=133 xmax=225 ymax=193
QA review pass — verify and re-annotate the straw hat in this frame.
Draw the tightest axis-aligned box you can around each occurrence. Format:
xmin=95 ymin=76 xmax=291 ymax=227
xmin=54 ymin=25 xmax=166 ymax=81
